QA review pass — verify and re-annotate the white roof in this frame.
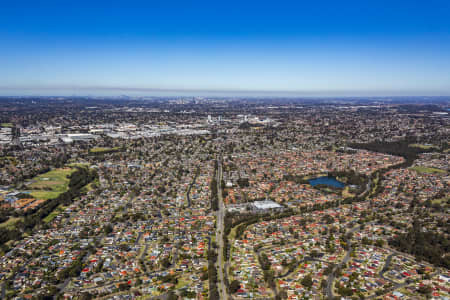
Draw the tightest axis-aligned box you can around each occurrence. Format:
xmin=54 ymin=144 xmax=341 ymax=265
xmin=252 ymin=200 xmax=282 ymax=210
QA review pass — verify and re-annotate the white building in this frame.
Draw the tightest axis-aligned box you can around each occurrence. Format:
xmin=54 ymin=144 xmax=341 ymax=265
xmin=250 ymin=200 xmax=283 ymax=211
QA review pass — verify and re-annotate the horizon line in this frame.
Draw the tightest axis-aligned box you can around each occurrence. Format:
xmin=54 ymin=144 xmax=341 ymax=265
xmin=0 ymin=85 xmax=450 ymax=98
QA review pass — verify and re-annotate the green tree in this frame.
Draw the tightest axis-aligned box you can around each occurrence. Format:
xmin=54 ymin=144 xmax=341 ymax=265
xmin=301 ymin=274 xmax=313 ymax=289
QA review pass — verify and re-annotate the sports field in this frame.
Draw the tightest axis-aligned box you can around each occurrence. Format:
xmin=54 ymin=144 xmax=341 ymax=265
xmin=28 ymin=168 xmax=76 ymax=200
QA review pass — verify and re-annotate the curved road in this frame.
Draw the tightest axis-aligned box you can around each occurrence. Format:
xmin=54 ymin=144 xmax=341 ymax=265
xmin=186 ymin=167 xmax=199 ymax=208
xmin=326 ymin=224 xmax=362 ymax=299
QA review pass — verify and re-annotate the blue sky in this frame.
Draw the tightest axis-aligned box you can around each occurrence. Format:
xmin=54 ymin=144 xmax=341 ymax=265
xmin=1 ymin=0 xmax=450 ymax=96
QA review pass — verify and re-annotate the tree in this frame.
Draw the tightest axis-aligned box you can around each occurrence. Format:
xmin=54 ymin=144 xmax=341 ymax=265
xmin=310 ymin=249 xmax=320 ymax=258
xmin=161 ymin=257 xmax=171 ymax=268
xmin=79 ymin=293 xmax=93 ymax=300
xmin=418 ymin=285 xmax=432 ymax=295
xmin=167 ymin=290 xmax=178 ymax=300
xmin=362 ymin=236 xmax=372 ymax=245
xmin=276 ymin=290 xmax=288 ymax=300
xmin=103 ymin=223 xmax=113 ymax=234
xmin=230 ymin=280 xmax=241 ymax=293
xmin=301 ymin=274 xmax=313 ymax=289
xmin=375 ymin=239 xmax=385 ymax=247
xmin=118 ymin=282 xmax=130 ymax=291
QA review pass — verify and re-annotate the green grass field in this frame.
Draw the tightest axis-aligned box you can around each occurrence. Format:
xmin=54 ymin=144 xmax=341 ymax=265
xmin=0 ymin=217 xmax=22 ymax=229
xmin=342 ymin=186 xmax=355 ymax=198
xmin=432 ymin=197 xmax=449 ymax=205
xmin=0 ymin=123 xmax=13 ymax=128
xmin=68 ymin=162 xmax=90 ymax=167
xmin=410 ymin=166 xmax=446 ymax=174
xmin=43 ymin=205 xmax=66 ymax=223
xmin=81 ymin=178 xmax=99 ymax=193
xmin=409 ymin=143 xmax=438 ymax=150
xmin=89 ymin=147 xmax=120 ymax=153
xmin=0 ymin=156 xmax=17 ymax=163
xmin=28 ymin=168 xmax=76 ymax=200
xmin=175 ymin=277 xmax=190 ymax=289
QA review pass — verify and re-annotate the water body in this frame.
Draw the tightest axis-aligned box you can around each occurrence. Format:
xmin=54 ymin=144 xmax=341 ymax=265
xmin=308 ymin=176 xmax=345 ymax=188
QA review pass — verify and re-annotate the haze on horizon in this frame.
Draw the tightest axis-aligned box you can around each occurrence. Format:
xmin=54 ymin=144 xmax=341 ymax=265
xmin=1 ymin=0 xmax=450 ymax=97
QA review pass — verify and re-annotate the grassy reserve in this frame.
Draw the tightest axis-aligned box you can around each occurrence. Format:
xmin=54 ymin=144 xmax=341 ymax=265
xmin=0 ymin=217 xmax=22 ymax=229
xmin=89 ymin=146 xmax=120 ymax=154
xmin=408 ymin=143 xmax=438 ymax=150
xmin=432 ymin=197 xmax=449 ymax=205
xmin=0 ymin=156 xmax=17 ymax=164
xmin=341 ymin=186 xmax=355 ymax=198
xmin=81 ymin=179 xmax=99 ymax=193
xmin=28 ymin=168 xmax=77 ymax=200
xmin=410 ymin=166 xmax=446 ymax=174
xmin=43 ymin=204 xmax=67 ymax=223
xmin=68 ymin=162 xmax=90 ymax=168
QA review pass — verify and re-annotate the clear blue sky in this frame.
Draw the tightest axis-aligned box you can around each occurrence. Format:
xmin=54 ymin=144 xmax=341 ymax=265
xmin=1 ymin=0 xmax=450 ymax=96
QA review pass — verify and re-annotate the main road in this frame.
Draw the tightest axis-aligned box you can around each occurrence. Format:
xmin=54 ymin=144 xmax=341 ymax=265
xmin=216 ymin=156 xmax=229 ymax=300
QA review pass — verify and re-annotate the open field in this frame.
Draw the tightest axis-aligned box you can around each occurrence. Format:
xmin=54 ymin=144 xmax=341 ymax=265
xmin=0 ymin=216 xmax=22 ymax=229
xmin=175 ymin=276 xmax=190 ymax=289
xmin=43 ymin=204 xmax=66 ymax=223
xmin=409 ymin=143 xmax=438 ymax=150
xmin=0 ymin=156 xmax=17 ymax=163
xmin=68 ymin=162 xmax=90 ymax=168
xmin=81 ymin=178 xmax=99 ymax=193
xmin=0 ymin=123 xmax=13 ymax=127
xmin=432 ymin=197 xmax=449 ymax=205
xmin=342 ymin=186 xmax=355 ymax=198
xmin=410 ymin=166 xmax=446 ymax=174
xmin=89 ymin=147 xmax=120 ymax=154
xmin=28 ymin=168 xmax=76 ymax=200
xmin=228 ymin=224 xmax=239 ymax=241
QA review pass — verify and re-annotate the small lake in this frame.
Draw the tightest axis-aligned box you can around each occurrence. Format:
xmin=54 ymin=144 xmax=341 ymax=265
xmin=308 ymin=176 xmax=345 ymax=188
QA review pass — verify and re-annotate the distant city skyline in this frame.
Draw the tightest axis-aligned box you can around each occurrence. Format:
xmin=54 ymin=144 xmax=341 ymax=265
xmin=1 ymin=0 xmax=450 ymax=96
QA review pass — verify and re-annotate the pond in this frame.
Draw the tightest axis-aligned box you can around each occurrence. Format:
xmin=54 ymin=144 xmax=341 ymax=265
xmin=308 ymin=176 xmax=345 ymax=188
